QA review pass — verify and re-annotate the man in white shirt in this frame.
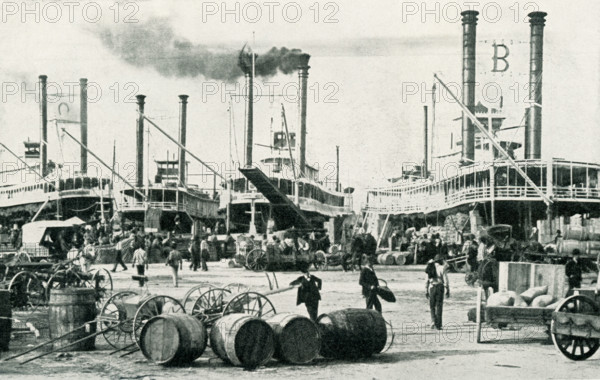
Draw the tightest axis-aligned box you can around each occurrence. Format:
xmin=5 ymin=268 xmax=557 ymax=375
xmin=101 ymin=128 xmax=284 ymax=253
xmin=425 ymin=254 xmax=450 ymax=330
xmin=132 ymin=244 xmax=148 ymax=287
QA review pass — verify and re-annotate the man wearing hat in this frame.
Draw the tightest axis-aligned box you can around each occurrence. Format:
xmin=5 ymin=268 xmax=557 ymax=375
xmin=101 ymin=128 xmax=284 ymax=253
xmin=359 ymin=254 xmax=382 ymax=313
xmin=289 ymin=262 xmax=322 ymax=321
xmin=165 ymin=241 xmax=183 ymax=287
xmin=565 ymin=249 xmax=584 ymax=296
xmin=425 ymin=253 xmax=450 ymax=330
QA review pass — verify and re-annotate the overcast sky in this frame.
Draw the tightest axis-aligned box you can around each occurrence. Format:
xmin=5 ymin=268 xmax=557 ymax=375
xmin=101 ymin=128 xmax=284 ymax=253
xmin=0 ymin=0 xmax=598 ymax=207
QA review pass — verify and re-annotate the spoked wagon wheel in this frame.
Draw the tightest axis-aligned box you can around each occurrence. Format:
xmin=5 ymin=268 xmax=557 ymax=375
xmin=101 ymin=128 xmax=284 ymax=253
xmin=313 ymin=250 xmax=326 ymax=271
xmin=133 ymin=295 xmax=185 ymax=348
xmin=191 ymin=288 xmax=231 ymax=326
xmin=182 ymin=283 xmax=214 ymax=314
xmin=46 ymin=269 xmax=89 ymax=298
xmin=551 ymin=295 xmax=600 ymax=361
xmin=13 ymin=251 xmax=31 ymax=263
xmin=465 ymin=271 xmax=479 ymax=287
xmin=246 ymin=249 xmax=268 ymax=272
xmin=224 ymin=283 xmax=250 ymax=295
xmin=8 ymin=271 xmax=45 ymax=310
xmin=98 ymin=291 xmax=139 ymax=349
xmin=449 ymin=259 xmax=467 ymax=273
xmin=222 ymin=291 xmax=276 ymax=319
xmin=89 ymin=268 xmax=113 ymax=310
xmin=341 ymin=252 xmax=358 ymax=272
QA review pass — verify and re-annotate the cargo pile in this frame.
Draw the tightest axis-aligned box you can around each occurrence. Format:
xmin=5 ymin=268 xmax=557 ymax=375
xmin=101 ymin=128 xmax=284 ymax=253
xmin=486 ymin=285 xmax=562 ymax=309
xmin=377 ymin=252 xmax=411 ymax=265
xmin=538 ymin=215 xmax=600 ymax=256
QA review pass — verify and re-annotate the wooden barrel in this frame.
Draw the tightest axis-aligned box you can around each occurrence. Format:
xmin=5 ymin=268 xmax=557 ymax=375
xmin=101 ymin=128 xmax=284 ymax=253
xmin=0 ymin=290 xmax=11 ymax=351
xmin=563 ymin=226 xmax=586 ymax=241
xmin=317 ymin=308 xmax=386 ymax=359
xmin=558 ymin=240 xmax=587 ymax=255
xmin=48 ymin=288 xmax=97 ymax=351
xmin=266 ymin=313 xmax=320 ymax=364
xmin=140 ymin=314 xmax=207 ymax=366
xmin=586 ymin=241 xmax=600 ymax=253
xmin=586 ymin=225 xmax=600 ymax=241
xmin=391 ymin=252 xmax=406 ymax=265
xmin=209 ymin=314 xmax=274 ymax=368
xmin=377 ymin=253 xmax=395 ymax=265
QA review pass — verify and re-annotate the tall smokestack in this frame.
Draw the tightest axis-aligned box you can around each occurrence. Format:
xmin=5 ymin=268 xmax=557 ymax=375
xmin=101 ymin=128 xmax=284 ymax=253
xmin=136 ymin=95 xmax=146 ymax=189
xmin=298 ymin=54 xmax=311 ymax=176
xmin=80 ymin=78 xmax=88 ymax=174
xmin=245 ymin=72 xmax=253 ymax=166
xmin=178 ymin=95 xmax=188 ymax=185
xmin=525 ymin=11 xmax=547 ymax=159
xmin=423 ymin=105 xmax=428 ymax=176
xmin=461 ymin=10 xmax=478 ymax=164
xmin=39 ymin=75 xmax=48 ymax=176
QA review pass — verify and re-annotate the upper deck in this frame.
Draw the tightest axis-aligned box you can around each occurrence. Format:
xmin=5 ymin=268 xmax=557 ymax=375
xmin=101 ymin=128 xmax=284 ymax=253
xmin=365 ymin=159 xmax=600 ymax=215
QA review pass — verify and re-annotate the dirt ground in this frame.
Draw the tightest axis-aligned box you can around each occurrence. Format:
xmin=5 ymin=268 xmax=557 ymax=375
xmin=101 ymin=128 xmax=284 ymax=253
xmin=1 ymin=261 xmax=599 ymax=380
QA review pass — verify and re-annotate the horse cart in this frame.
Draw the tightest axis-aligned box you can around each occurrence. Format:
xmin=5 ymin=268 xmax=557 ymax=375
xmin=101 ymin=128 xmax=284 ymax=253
xmin=550 ymin=289 xmax=600 ymax=361
xmin=239 ymin=229 xmax=354 ymax=272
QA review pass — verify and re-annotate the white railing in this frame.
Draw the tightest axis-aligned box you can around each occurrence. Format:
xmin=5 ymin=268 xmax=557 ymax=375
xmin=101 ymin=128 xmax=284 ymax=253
xmin=365 ymin=184 xmax=600 ymax=214
xmin=119 ymin=200 xmax=219 ymax=217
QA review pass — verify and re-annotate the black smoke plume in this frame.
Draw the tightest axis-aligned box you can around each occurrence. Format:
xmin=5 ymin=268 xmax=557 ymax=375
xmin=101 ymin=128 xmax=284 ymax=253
xmin=97 ymin=18 xmax=309 ymax=82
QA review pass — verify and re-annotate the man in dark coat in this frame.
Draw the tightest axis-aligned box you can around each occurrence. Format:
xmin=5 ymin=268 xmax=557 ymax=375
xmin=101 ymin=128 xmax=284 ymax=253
xmin=350 ymin=232 xmax=365 ymax=272
xmin=565 ymin=249 xmax=584 ymax=296
xmin=289 ymin=263 xmax=322 ymax=321
xmin=359 ymin=254 xmax=382 ymax=313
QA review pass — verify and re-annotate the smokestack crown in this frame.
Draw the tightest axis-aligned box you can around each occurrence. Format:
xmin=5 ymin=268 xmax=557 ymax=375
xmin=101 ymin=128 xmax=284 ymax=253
xmin=39 ymin=75 xmax=47 ymax=81
xmin=136 ymin=94 xmax=146 ymax=103
xmin=461 ymin=10 xmax=479 ymax=25
xmin=297 ymin=53 xmax=311 ymax=69
xmin=528 ymin=12 xmax=547 ymax=26
xmin=179 ymin=94 xmax=189 ymax=102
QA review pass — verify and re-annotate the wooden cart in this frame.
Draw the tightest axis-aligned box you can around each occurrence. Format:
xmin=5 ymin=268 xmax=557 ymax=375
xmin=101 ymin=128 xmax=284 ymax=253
xmin=475 ymin=262 xmax=566 ymax=343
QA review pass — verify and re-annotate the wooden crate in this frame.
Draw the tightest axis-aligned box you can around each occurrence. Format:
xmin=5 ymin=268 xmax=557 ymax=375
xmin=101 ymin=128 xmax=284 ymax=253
xmin=499 ymin=262 xmax=567 ymax=298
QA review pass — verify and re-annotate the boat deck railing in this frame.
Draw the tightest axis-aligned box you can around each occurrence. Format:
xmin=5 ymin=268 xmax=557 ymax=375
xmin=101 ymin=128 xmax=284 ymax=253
xmin=118 ymin=200 xmax=219 ymax=217
xmin=365 ymin=184 xmax=600 ymax=214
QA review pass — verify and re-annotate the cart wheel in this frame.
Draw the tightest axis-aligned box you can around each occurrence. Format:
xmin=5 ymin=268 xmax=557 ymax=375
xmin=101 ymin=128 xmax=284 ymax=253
xmin=224 ymin=283 xmax=250 ymax=294
xmin=133 ymin=295 xmax=185 ymax=348
xmin=90 ymin=268 xmax=113 ymax=310
xmin=14 ymin=252 xmax=31 ymax=263
xmin=246 ymin=249 xmax=267 ymax=272
xmin=223 ymin=291 xmax=276 ymax=319
xmin=47 ymin=269 xmax=89 ymax=298
xmin=341 ymin=252 xmax=358 ymax=272
xmin=98 ymin=291 xmax=139 ymax=349
xmin=182 ymin=283 xmax=214 ymax=314
xmin=8 ymin=271 xmax=45 ymax=310
xmin=551 ymin=295 xmax=600 ymax=361
xmin=450 ymin=260 xmax=467 ymax=273
xmin=191 ymin=288 xmax=231 ymax=326
xmin=465 ymin=271 xmax=479 ymax=287
xmin=313 ymin=250 xmax=326 ymax=271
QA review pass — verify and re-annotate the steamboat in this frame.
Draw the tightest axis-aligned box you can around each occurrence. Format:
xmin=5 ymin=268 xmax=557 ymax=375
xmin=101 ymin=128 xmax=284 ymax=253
xmin=363 ymin=11 xmax=600 ymax=257
xmin=0 ymin=76 xmax=112 ymax=226
xmin=221 ymin=54 xmax=354 ymax=239
xmin=116 ymin=95 xmax=220 ymax=234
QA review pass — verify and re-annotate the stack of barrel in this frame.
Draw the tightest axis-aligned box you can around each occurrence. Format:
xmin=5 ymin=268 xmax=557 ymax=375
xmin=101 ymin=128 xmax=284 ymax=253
xmin=139 ymin=308 xmax=387 ymax=368
xmin=558 ymin=220 xmax=600 ymax=256
xmin=377 ymin=252 xmax=411 ymax=265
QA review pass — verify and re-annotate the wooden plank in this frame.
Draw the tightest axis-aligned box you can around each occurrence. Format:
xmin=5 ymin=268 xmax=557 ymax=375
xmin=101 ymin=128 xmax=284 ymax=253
xmin=485 ymin=306 xmax=553 ymax=324
xmin=499 ymin=262 xmax=531 ymax=294
xmin=531 ymin=264 xmax=566 ymax=299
